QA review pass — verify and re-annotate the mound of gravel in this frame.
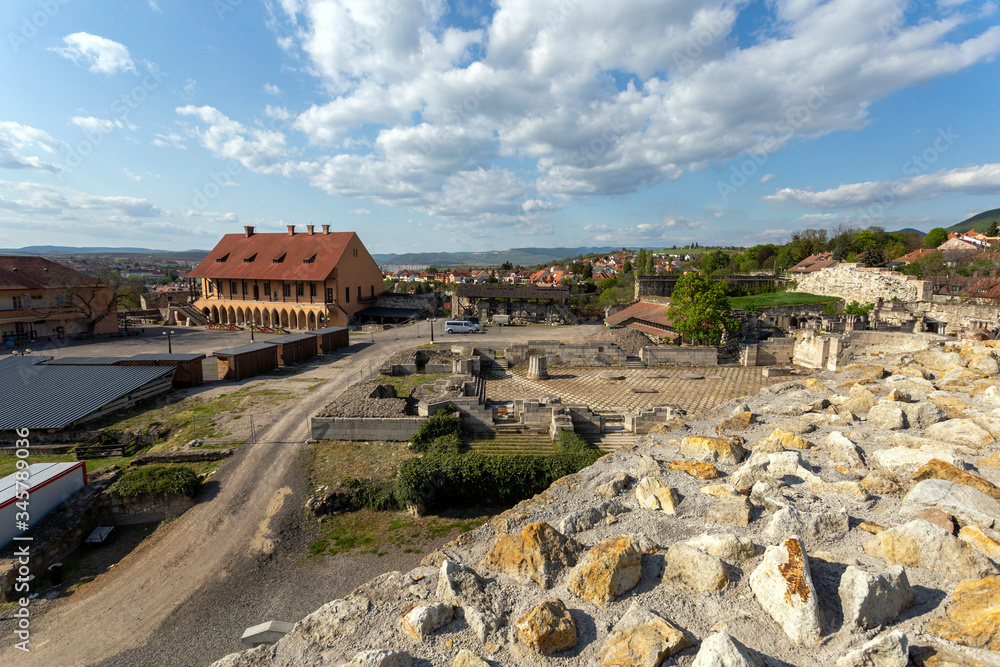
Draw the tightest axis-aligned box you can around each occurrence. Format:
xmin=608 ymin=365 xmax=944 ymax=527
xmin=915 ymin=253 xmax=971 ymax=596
xmin=316 ymin=384 xmax=409 ymax=418
xmin=585 ymin=327 xmax=655 ymax=356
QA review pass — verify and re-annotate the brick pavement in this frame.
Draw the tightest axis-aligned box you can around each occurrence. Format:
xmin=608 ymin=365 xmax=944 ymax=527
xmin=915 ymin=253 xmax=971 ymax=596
xmin=483 ymin=365 xmax=780 ymax=415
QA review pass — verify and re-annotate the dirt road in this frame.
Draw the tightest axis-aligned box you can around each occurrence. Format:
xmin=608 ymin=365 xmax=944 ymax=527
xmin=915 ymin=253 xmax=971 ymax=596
xmin=3 ymin=323 xmax=598 ymax=666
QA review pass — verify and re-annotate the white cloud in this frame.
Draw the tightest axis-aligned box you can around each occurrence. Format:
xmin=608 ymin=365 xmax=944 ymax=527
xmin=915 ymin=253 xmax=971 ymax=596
xmin=71 ymin=116 xmax=134 ymax=133
xmin=184 ymin=210 xmax=240 ymax=224
xmin=759 ymin=173 xmax=775 ymax=184
xmin=265 ymin=105 xmax=291 ymax=120
xmin=52 ymin=33 xmax=136 ymax=75
xmin=183 ymin=78 xmax=197 ymax=99
xmin=0 ymin=179 xmax=163 ymax=219
xmin=151 ymin=132 xmax=187 ymax=150
xmin=0 ymin=121 xmax=62 ymax=172
xmin=149 ymin=0 xmax=163 ymax=12
xmin=349 ymin=208 xmax=371 ymax=215
xmin=176 ymin=105 xmax=290 ymax=174
xmin=263 ymin=83 xmax=282 ymax=95
xmin=764 ymin=163 xmax=1000 ymax=210
xmin=122 ymin=168 xmax=143 ymax=182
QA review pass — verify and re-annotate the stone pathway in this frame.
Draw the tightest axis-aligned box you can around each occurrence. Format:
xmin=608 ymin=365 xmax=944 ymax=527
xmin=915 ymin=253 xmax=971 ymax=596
xmin=484 ymin=365 xmax=780 ymax=414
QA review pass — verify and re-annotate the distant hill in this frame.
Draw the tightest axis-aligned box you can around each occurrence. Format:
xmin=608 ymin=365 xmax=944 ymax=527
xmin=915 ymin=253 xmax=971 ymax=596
xmin=372 ymin=246 xmax=629 ymax=268
xmin=891 ymin=228 xmax=925 ymax=237
xmin=945 ymin=208 xmax=1000 ymax=234
xmin=0 ymin=245 xmax=210 ymax=262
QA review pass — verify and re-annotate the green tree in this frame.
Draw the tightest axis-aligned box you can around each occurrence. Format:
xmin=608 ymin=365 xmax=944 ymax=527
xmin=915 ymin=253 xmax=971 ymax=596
xmin=988 ymin=220 xmax=1000 ymax=237
xmin=666 ymin=274 xmax=738 ymax=346
xmin=499 ymin=261 xmax=514 ymax=270
xmin=900 ymin=251 xmax=947 ymax=279
xmin=843 ymin=301 xmax=874 ymax=316
xmin=924 ymin=228 xmax=948 ymax=248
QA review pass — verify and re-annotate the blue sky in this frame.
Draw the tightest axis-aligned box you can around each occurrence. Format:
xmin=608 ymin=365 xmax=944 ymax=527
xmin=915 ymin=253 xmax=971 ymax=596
xmin=1 ymin=0 xmax=999 ymax=253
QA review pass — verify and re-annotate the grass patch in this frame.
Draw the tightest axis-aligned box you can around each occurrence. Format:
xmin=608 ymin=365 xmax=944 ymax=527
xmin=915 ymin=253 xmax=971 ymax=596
xmin=373 ymin=373 xmax=451 ymax=396
xmin=314 ymin=510 xmax=489 ymax=557
xmin=309 ymin=440 xmax=416 ymax=488
xmin=108 ymin=465 xmax=201 ymax=499
xmin=729 ymin=291 xmax=841 ymax=310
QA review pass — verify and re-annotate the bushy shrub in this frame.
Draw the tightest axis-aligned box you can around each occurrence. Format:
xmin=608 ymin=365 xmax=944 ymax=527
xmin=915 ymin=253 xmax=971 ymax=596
xmin=410 ymin=405 xmax=461 ymax=453
xmin=109 ymin=466 xmax=201 ymax=499
xmin=341 ymin=477 xmax=402 ymax=511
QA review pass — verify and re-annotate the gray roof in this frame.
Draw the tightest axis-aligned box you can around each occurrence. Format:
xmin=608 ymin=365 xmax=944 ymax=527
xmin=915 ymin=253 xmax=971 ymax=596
xmin=310 ymin=326 xmax=347 ymax=335
xmin=125 ymin=353 xmax=206 ymax=362
xmin=264 ymin=333 xmax=315 ymax=345
xmin=1 ymin=462 xmax=85 ymax=507
xmin=0 ymin=364 xmax=175 ymax=430
xmin=42 ymin=357 xmax=126 ymax=365
xmin=0 ymin=355 xmax=50 ymax=371
xmin=213 ymin=342 xmax=277 ymax=356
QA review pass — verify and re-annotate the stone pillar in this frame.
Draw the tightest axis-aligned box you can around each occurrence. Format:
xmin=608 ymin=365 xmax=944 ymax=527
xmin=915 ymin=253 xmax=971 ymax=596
xmin=527 ymin=355 xmax=549 ymax=380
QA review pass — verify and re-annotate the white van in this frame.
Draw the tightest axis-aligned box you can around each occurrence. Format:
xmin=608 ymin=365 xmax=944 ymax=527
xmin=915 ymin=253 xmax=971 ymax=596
xmin=444 ymin=320 xmax=480 ymax=334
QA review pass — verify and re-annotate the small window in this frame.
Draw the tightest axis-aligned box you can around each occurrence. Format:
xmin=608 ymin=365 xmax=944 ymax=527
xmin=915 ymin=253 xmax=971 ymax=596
xmin=56 ymin=293 xmax=65 ymax=306
xmin=310 ymin=283 xmax=317 ymax=297
xmin=296 ymin=282 xmax=304 ymax=296
xmin=345 ymin=287 xmax=350 ymax=303
xmin=303 ymin=254 xmax=316 ymax=264
xmin=244 ymin=253 xmax=256 ymax=263
xmin=242 ymin=281 xmax=248 ymax=295
xmin=230 ymin=281 xmax=238 ymax=295
xmin=207 ymin=281 xmax=214 ymax=294
xmin=357 ymin=285 xmax=361 ymax=300
xmin=283 ymin=283 xmax=291 ymax=297
xmin=263 ymin=282 xmax=270 ymax=295
xmin=370 ymin=285 xmax=375 ymax=297
xmin=216 ymin=253 xmax=229 ymax=263
xmin=273 ymin=253 xmax=286 ymax=264
xmin=12 ymin=296 xmax=23 ymax=309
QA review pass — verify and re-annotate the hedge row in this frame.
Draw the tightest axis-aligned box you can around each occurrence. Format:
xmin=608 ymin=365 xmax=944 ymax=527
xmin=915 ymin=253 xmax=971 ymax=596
xmin=108 ymin=465 xmax=201 ymax=500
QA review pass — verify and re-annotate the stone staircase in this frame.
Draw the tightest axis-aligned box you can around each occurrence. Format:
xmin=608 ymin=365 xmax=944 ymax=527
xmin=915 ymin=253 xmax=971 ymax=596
xmin=581 ymin=423 xmax=635 ymax=451
xmin=625 ymin=356 xmax=645 ymax=369
xmin=170 ymin=304 xmax=209 ymax=326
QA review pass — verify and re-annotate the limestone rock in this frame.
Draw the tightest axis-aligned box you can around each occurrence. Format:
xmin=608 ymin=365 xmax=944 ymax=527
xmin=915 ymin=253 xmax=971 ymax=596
xmin=900 ymin=402 xmax=947 ymax=429
xmin=759 ymin=428 xmax=815 ymax=450
xmin=596 ymin=472 xmax=631 ymax=499
xmin=664 ymin=542 xmax=728 ymax=592
xmin=635 ymin=476 xmax=681 ymax=514
xmin=870 ymin=446 xmax=966 ymax=476
xmin=597 ymin=603 xmax=693 ymax=667
xmin=924 ymin=419 xmax=994 ymax=450
xmin=763 ymin=506 xmax=849 ymax=544
xmin=970 ymin=353 xmax=1000 ymax=376
xmin=401 ymin=603 xmax=453 ymax=642
xmin=823 ymin=431 xmax=866 ymax=468
xmin=924 ymin=576 xmax=1000 ymax=652
xmin=909 ymin=644 xmax=995 ymax=667
xmin=680 ymin=436 xmax=745 ymax=465
xmin=716 ymin=411 xmax=755 ymax=433
xmin=867 ymin=401 xmax=907 ymax=430
xmin=900 ymin=479 xmax=1000 ymax=530
xmin=844 ymin=384 xmax=879 ymax=414
xmin=436 ymin=560 xmax=487 ymax=607
xmin=731 ymin=450 xmax=820 ymax=493
xmin=929 ymin=396 xmax=973 ymax=418
xmin=749 ymin=538 xmax=822 ymax=646
xmin=838 ymin=564 xmax=916 ymax=630
xmin=958 ymin=525 xmax=1000 ymax=562
xmin=684 ymin=533 xmax=757 ymax=562
xmin=834 ymin=630 xmax=908 ymax=667
xmin=665 ymin=460 xmax=721 ymax=479
xmin=774 ymin=419 xmax=817 ymax=435
xmin=862 ymin=519 xmax=997 ymax=580
xmin=560 ymin=501 xmax=626 ymax=535
xmin=464 ymin=604 xmax=502 ymax=643
xmin=690 ymin=631 xmax=764 ymax=667
xmin=913 ymin=348 xmax=963 ymax=370
xmin=885 ymin=388 xmax=910 ymax=402
xmin=979 ymin=450 xmax=1000 ymax=467
xmin=568 ymin=535 xmax=642 ymax=606
xmin=481 ymin=522 xmax=582 ymax=588
xmin=700 ymin=483 xmax=739 ymax=498
xmin=982 ymin=385 xmax=1000 ymax=407
xmin=911 ymin=459 xmax=1000 ymax=503
xmin=515 ymin=598 xmax=577 ymax=656
xmin=345 ymin=650 xmax=412 ymax=667
xmin=915 ymin=508 xmax=956 ymax=534
xmin=861 ymin=470 xmax=903 ymax=495
xmin=707 ymin=496 xmax=751 ymax=526
xmin=451 ymin=650 xmax=489 ymax=667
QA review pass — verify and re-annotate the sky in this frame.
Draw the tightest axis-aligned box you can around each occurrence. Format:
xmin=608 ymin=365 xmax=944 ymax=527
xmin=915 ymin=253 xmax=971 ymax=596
xmin=1 ymin=0 xmax=999 ymax=254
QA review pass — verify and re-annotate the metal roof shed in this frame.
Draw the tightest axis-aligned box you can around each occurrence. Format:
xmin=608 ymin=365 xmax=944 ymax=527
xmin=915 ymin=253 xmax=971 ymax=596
xmin=310 ymin=326 xmax=349 ymax=354
xmin=213 ymin=342 xmax=278 ymax=381
xmin=0 ymin=462 xmax=87 ymax=550
xmin=0 ymin=364 xmax=176 ymax=431
xmin=263 ymin=333 xmax=317 ymax=366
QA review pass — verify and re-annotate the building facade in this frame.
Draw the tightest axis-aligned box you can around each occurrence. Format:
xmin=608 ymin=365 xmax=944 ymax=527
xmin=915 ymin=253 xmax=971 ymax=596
xmin=187 ymin=225 xmax=384 ymax=329
xmin=0 ymin=256 xmax=118 ymax=345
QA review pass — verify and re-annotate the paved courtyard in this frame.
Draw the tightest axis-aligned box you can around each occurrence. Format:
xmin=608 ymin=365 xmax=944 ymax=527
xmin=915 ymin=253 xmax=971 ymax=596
xmin=484 ymin=365 xmax=782 ymax=414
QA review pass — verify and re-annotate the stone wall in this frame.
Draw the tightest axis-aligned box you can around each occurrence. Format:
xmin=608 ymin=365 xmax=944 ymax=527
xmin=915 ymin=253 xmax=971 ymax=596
xmin=910 ymin=302 xmax=1000 ymax=335
xmin=310 ymin=417 xmax=426 ymax=441
xmin=98 ymin=492 xmax=195 ymax=526
xmin=512 ymin=399 xmax=604 ymax=435
xmin=624 ymin=405 xmax=686 ymax=434
xmin=640 ymin=346 xmax=718 ymax=367
xmin=388 ymin=363 xmax=454 ymax=376
xmin=739 ymin=339 xmax=795 ymax=366
xmin=375 ymin=292 xmax=439 ymax=315
xmin=793 ymin=263 xmax=932 ymax=302
xmin=792 ymin=332 xmax=841 ymax=371
xmin=505 ymin=341 xmax=627 ymax=366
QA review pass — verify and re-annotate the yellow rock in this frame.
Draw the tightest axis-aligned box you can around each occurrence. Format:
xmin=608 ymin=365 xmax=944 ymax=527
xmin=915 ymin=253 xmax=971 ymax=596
xmin=452 ymin=650 xmax=488 ymax=667
xmin=959 ymin=526 xmax=1000 ymax=562
xmin=481 ymin=522 xmax=581 ymax=588
xmin=568 ymin=535 xmax=642 ymax=606
xmin=665 ymin=460 xmax=720 ymax=480
xmin=635 ymin=476 xmax=681 ymax=514
xmin=978 ymin=450 xmax=1000 ymax=468
xmin=885 ymin=389 xmax=911 ymax=402
xmin=516 ymin=599 xmax=577 ymax=656
xmin=924 ymin=577 xmax=1000 ymax=652
xmin=700 ymin=484 xmax=739 ymax=498
xmin=680 ymin=436 xmax=745 ymax=465
xmin=928 ymin=397 xmax=972 ymax=419
xmin=597 ymin=606 xmax=693 ymax=667
xmin=761 ymin=428 xmax=814 ymax=450
xmin=805 ymin=378 xmax=830 ymax=393
xmin=911 ymin=458 xmax=1000 ymax=502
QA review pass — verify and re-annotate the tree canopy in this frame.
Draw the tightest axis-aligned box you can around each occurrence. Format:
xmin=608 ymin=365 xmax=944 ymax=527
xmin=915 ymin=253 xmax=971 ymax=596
xmin=666 ymin=274 xmax=738 ymax=346
xmin=924 ymin=228 xmax=948 ymax=248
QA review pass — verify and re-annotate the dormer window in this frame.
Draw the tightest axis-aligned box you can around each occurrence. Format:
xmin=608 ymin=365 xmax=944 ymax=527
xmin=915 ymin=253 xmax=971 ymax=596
xmin=273 ymin=253 xmax=286 ymax=264
xmin=244 ymin=253 xmax=257 ymax=263
xmin=216 ymin=253 xmax=230 ymax=263
xmin=303 ymin=254 xmax=316 ymax=264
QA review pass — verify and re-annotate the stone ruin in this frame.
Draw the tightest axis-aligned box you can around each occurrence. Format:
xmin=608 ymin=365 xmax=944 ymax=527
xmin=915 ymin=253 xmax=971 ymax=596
xmin=215 ymin=336 xmax=1000 ymax=667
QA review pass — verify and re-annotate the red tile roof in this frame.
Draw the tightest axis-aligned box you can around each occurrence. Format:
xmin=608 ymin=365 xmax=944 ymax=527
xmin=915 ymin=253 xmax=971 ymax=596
xmin=187 ymin=231 xmax=356 ymax=281
xmin=605 ymin=301 xmax=673 ymax=328
xmin=789 ymin=253 xmax=837 ymax=273
xmin=890 ymin=248 xmax=935 ymax=264
xmin=0 ymin=255 xmax=101 ymax=290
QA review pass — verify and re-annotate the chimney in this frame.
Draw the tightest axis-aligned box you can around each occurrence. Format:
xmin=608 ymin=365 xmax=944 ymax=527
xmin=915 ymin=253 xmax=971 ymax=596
xmin=244 ymin=225 xmax=255 ymax=237
xmin=322 ymin=224 xmax=330 ymax=235
xmin=307 ymin=225 xmax=315 ymax=235
xmin=287 ymin=225 xmax=295 ymax=236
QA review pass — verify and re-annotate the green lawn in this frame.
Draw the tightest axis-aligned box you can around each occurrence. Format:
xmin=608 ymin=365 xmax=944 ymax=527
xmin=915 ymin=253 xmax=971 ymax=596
xmin=729 ymin=292 xmax=841 ymax=310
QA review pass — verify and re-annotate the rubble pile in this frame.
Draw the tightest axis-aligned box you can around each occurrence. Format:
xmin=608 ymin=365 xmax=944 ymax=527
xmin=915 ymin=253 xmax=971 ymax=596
xmin=216 ymin=339 xmax=1000 ymax=666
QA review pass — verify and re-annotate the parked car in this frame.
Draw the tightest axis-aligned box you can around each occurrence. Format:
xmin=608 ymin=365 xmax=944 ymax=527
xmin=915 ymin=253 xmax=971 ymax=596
xmin=445 ymin=320 xmax=481 ymax=334
xmin=464 ymin=316 xmax=480 ymax=325
xmin=492 ymin=314 xmax=511 ymax=326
